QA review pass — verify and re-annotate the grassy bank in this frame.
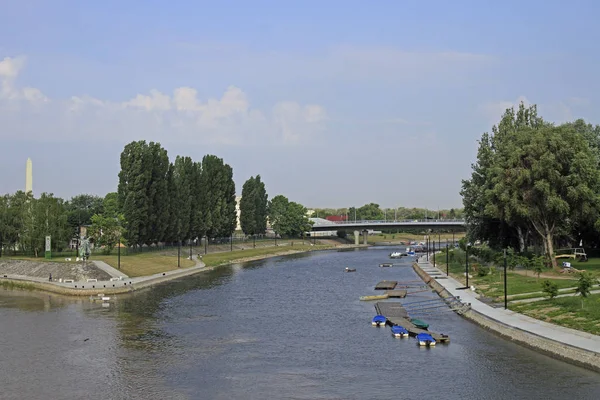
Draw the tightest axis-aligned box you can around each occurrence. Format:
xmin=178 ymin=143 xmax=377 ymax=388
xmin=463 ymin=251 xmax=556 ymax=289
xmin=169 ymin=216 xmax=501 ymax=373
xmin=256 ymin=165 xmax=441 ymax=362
xmin=93 ymin=253 xmax=196 ymax=277
xmin=201 ymin=244 xmax=333 ymax=267
xmin=432 ymin=250 xmax=580 ymax=300
xmin=511 ymin=294 xmax=600 ymax=335
xmin=1 ymin=280 xmax=36 ymax=291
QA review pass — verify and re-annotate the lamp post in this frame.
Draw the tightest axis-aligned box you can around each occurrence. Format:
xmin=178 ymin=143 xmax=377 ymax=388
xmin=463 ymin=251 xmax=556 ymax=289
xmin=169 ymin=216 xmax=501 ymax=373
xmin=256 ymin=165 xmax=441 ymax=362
xmin=117 ymin=238 xmax=121 ymax=270
xmin=189 ymin=239 xmax=192 ymax=260
xmin=426 ymin=236 xmax=429 ymax=261
xmin=446 ymin=242 xmax=449 ymax=276
xmin=177 ymin=240 xmax=181 ymax=268
xmin=504 ymin=249 xmax=508 ymax=309
xmin=465 ymin=243 xmax=470 ymax=287
xmin=433 ymin=239 xmax=436 ymax=268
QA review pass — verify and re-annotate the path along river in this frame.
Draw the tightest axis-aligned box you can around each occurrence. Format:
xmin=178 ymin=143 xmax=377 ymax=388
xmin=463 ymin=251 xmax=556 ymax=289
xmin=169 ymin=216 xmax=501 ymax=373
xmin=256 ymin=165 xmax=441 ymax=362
xmin=1 ymin=247 xmax=599 ymax=400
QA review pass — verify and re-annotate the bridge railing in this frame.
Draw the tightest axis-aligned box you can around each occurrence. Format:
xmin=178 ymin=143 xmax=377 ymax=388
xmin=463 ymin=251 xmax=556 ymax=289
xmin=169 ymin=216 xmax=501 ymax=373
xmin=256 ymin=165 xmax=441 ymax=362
xmin=312 ymin=219 xmax=466 ymax=226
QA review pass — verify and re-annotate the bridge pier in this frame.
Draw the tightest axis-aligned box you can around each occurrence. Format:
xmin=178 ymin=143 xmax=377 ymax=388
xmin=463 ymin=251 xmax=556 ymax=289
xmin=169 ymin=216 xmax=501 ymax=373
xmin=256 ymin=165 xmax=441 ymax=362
xmin=363 ymin=230 xmax=368 ymax=245
xmin=354 ymin=230 xmax=360 ymax=246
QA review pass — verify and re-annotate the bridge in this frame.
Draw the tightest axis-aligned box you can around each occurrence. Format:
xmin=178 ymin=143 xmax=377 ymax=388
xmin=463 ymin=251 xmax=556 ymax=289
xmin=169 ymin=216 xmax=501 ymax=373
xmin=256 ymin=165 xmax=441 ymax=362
xmin=309 ymin=219 xmax=466 ymax=245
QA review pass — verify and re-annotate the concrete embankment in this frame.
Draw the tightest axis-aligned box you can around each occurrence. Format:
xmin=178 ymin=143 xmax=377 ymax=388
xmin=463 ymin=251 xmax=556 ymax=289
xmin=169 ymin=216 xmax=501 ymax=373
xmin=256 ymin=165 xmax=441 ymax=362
xmin=413 ymin=260 xmax=600 ymax=373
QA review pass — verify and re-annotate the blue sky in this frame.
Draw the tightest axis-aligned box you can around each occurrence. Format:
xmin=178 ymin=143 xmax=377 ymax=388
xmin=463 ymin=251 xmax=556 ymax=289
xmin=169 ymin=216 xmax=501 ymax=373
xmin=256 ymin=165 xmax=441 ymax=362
xmin=2 ymin=0 xmax=600 ymax=209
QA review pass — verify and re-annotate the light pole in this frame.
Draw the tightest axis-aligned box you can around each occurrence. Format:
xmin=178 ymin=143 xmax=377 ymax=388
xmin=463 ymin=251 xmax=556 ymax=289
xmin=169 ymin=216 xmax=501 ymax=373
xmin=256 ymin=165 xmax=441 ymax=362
xmin=433 ymin=238 xmax=436 ymax=268
xmin=465 ymin=243 xmax=470 ymax=287
xmin=177 ymin=240 xmax=181 ymax=268
xmin=446 ymin=241 xmax=449 ymax=276
xmin=504 ymin=249 xmax=508 ymax=309
xmin=117 ymin=238 xmax=121 ymax=270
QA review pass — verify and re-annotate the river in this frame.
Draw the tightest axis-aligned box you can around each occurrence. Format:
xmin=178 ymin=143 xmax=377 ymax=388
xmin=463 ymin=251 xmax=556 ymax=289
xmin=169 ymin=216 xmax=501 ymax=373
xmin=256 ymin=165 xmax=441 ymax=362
xmin=1 ymin=248 xmax=599 ymax=400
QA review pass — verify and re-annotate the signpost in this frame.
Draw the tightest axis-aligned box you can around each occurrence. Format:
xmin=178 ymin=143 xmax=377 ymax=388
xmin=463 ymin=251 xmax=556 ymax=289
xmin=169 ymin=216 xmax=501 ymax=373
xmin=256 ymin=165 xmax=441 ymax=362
xmin=45 ymin=236 xmax=51 ymax=260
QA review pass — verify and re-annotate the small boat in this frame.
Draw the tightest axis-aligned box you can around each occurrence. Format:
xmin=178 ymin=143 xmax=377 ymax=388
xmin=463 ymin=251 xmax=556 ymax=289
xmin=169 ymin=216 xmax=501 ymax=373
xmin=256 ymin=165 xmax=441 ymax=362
xmin=372 ymin=315 xmax=387 ymax=327
xmin=410 ymin=318 xmax=429 ymax=329
xmin=379 ymin=263 xmax=393 ymax=268
xmin=391 ymin=325 xmax=409 ymax=338
xmin=416 ymin=333 xmax=436 ymax=346
xmin=345 ymin=267 xmax=356 ymax=272
xmin=360 ymin=294 xmax=389 ymax=301
xmin=389 ymin=252 xmax=403 ymax=258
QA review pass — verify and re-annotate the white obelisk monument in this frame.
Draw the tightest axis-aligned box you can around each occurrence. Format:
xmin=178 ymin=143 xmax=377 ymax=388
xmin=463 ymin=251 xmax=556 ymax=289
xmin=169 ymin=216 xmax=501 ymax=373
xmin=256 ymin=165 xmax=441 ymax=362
xmin=25 ymin=158 xmax=33 ymax=194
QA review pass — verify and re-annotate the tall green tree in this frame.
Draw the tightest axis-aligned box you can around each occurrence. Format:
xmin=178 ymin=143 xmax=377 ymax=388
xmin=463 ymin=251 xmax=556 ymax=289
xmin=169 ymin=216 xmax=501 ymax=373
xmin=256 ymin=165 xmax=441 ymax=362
xmin=144 ymin=142 xmax=170 ymax=244
xmin=462 ymin=103 xmax=600 ymax=269
xmin=118 ymin=141 xmax=152 ymax=247
xmin=240 ymin=175 xmax=269 ymax=236
xmin=268 ymin=195 xmax=290 ymax=236
xmin=198 ymin=155 xmax=237 ymax=239
xmin=173 ymin=156 xmax=194 ymax=243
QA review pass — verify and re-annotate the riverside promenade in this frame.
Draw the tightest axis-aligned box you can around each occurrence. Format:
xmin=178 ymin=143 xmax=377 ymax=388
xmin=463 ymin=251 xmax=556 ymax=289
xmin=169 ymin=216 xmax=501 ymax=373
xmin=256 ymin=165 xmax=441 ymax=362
xmin=415 ymin=254 xmax=600 ymax=371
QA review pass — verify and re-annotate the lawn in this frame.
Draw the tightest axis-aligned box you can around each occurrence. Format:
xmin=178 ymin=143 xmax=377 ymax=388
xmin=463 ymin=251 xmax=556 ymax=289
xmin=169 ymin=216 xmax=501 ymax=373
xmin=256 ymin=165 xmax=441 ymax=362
xmin=93 ymin=253 xmax=195 ymax=277
xmin=511 ymin=294 xmax=600 ymax=335
xmin=200 ymin=244 xmax=331 ymax=267
xmin=433 ymin=252 xmax=580 ymax=300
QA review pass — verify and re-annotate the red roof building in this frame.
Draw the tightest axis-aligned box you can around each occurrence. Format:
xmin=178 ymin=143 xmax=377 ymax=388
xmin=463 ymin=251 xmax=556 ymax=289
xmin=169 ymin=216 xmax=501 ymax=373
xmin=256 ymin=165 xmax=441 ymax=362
xmin=326 ymin=215 xmax=348 ymax=222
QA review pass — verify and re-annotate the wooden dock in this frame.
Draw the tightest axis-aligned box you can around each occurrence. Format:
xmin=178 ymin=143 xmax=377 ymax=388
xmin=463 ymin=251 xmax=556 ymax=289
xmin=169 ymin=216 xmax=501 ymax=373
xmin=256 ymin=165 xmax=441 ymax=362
xmin=385 ymin=290 xmax=407 ymax=298
xmin=375 ymin=302 xmax=450 ymax=343
xmin=375 ymin=280 xmax=397 ymax=290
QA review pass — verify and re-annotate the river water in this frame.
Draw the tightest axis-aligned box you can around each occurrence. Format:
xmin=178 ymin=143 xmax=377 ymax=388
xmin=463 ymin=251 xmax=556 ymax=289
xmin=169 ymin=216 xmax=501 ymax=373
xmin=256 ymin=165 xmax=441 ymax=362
xmin=1 ymin=248 xmax=599 ymax=400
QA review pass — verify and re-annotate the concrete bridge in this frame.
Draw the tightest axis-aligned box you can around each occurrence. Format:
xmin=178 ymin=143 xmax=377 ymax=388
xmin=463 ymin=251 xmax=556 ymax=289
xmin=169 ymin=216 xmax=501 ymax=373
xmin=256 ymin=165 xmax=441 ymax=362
xmin=309 ymin=219 xmax=466 ymax=245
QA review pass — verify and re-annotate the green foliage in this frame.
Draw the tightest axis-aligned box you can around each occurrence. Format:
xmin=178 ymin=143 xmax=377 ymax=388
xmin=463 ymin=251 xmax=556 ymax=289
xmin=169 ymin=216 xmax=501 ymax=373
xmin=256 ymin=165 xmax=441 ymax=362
xmin=240 ymin=175 xmax=268 ymax=236
xmin=541 ymin=280 xmax=559 ymax=299
xmin=88 ymin=213 xmax=124 ymax=255
xmin=268 ymin=195 xmax=313 ymax=237
xmin=461 ymin=102 xmax=600 ymax=269
xmin=576 ymin=272 xmax=597 ymax=298
xmin=198 ymin=154 xmax=237 ymax=238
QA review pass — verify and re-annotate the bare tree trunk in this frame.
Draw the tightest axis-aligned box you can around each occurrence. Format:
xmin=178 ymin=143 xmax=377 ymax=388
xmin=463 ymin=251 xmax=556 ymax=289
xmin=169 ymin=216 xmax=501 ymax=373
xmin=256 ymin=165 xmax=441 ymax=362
xmin=545 ymin=232 xmax=557 ymax=269
xmin=517 ymin=226 xmax=525 ymax=253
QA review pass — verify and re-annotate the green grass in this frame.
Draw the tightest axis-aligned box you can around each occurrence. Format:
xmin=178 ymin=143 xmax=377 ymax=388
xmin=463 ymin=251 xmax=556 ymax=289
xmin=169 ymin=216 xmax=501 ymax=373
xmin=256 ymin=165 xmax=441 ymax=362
xmin=93 ymin=253 xmax=195 ymax=277
xmin=511 ymin=294 xmax=600 ymax=335
xmin=433 ymin=252 xmax=579 ymax=300
xmin=201 ymin=244 xmax=331 ymax=267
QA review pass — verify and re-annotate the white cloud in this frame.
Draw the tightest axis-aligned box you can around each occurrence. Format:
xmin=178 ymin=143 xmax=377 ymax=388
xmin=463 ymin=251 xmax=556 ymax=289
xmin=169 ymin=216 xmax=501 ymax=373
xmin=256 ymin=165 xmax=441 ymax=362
xmin=0 ymin=56 xmax=326 ymax=145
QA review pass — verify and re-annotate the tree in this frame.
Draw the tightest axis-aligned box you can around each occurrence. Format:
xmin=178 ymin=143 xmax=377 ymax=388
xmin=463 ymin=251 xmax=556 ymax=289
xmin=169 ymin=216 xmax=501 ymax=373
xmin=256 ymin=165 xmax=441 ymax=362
xmin=533 ymin=256 xmax=545 ymax=280
xmin=541 ymin=280 xmax=559 ymax=299
xmin=144 ymin=142 xmax=170 ymax=244
xmin=240 ymin=175 xmax=269 ymax=237
xmin=88 ymin=213 xmax=124 ymax=255
xmin=575 ymin=272 xmax=598 ymax=309
xmin=462 ymin=103 xmax=600 ymax=268
xmin=198 ymin=155 xmax=237 ymax=239
xmin=357 ymin=203 xmax=384 ymax=220
xmin=268 ymin=195 xmax=290 ymax=236
xmin=173 ymin=156 xmax=194 ymax=242
xmin=118 ymin=141 xmax=152 ymax=247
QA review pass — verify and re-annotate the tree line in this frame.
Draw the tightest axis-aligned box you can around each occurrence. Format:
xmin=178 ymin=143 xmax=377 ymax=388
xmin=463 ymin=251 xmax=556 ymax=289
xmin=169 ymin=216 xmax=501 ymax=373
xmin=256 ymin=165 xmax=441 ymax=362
xmin=0 ymin=140 xmax=314 ymax=257
xmin=312 ymin=204 xmax=464 ymax=221
xmin=462 ymin=102 xmax=600 ymax=269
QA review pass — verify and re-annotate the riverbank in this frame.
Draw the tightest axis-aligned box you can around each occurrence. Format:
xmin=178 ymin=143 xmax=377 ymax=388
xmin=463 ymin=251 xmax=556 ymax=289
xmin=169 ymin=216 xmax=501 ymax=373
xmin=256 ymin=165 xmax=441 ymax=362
xmin=0 ymin=242 xmax=369 ymax=296
xmin=413 ymin=254 xmax=600 ymax=372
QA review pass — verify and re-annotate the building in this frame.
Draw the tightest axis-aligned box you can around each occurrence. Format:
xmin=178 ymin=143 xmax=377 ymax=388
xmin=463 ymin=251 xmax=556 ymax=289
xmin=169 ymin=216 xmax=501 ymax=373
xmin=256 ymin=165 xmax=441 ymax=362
xmin=326 ymin=215 xmax=348 ymax=222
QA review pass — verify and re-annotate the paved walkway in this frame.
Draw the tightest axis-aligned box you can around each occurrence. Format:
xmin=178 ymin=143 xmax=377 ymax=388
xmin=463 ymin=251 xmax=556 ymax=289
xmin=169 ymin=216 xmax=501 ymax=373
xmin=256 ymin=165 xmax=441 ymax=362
xmin=92 ymin=261 xmax=128 ymax=278
xmin=417 ymin=254 xmax=600 ymax=354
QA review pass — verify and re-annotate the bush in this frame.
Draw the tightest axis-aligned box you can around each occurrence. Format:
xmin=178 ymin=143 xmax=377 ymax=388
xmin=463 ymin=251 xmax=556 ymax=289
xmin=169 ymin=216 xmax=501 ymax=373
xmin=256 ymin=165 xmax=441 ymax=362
xmin=477 ymin=266 xmax=489 ymax=277
xmin=541 ymin=280 xmax=559 ymax=299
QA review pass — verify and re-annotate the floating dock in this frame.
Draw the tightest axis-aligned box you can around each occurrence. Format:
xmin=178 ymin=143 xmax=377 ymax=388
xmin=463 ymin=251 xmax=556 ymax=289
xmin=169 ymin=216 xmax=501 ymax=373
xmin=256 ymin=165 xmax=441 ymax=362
xmin=375 ymin=280 xmax=398 ymax=290
xmin=385 ymin=290 xmax=407 ymax=298
xmin=375 ymin=302 xmax=450 ymax=343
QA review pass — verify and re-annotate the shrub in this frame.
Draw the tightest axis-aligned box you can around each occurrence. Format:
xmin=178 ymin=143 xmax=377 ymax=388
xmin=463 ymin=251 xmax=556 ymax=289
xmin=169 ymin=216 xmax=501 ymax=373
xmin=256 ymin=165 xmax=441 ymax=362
xmin=541 ymin=280 xmax=559 ymax=299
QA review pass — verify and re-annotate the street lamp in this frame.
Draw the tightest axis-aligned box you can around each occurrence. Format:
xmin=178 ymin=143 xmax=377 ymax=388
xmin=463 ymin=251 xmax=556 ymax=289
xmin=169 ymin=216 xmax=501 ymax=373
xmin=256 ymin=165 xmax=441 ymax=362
xmin=465 ymin=243 xmax=471 ymax=287
xmin=504 ymin=249 xmax=508 ymax=309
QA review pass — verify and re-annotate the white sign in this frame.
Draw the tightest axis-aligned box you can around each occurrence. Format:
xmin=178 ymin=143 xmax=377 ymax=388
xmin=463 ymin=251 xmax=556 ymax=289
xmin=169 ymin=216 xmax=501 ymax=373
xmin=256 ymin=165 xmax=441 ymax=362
xmin=45 ymin=236 xmax=51 ymax=252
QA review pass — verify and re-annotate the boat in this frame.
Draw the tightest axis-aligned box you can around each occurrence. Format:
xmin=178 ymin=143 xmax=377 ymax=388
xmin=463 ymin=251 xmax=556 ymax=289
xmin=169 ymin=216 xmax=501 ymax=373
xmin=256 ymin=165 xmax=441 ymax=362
xmin=410 ymin=318 xmax=429 ymax=329
xmin=389 ymin=252 xmax=403 ymax=258
xmin=345 ymin=267 xmax=356 ymax=272
xmin=360 ymin=294 xmax=389 ymax=301
xmin=379 ymin=263 xmax=393 ymax=267
xmin=371 ymin=315 xmax=387 ymax=327
xmin=391 ymin=325 xmax=409 ymax=338
xmin=416 ymin=333 xmax=436 ymax=346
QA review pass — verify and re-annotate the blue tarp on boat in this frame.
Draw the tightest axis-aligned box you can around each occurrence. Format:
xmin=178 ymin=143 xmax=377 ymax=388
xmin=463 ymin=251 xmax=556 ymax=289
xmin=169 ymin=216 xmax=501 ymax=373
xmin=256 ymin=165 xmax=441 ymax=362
xmin=372 ymin=315 xmax=387 ymax=324
xmin=391 ymin=325 xmax=408 ymax=335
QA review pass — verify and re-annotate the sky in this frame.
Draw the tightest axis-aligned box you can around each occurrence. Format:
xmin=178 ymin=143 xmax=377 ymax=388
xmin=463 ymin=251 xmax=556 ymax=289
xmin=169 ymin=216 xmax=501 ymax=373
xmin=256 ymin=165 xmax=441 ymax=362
xmin=2 ymin=0 xmax=600 ymax=209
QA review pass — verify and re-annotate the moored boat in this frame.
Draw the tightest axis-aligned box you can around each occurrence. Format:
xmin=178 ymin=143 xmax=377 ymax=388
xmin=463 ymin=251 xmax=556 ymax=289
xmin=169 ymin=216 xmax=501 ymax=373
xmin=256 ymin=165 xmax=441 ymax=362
xmin=410 ymin=318 xmax=429 ymax=329
xmin=345 ymin=267 xmax=356 ymax=272
xmin=391 ymin=325 xmax=409 ymax=338
xmin=371 ymin=315 xmax=387 ymax=327
xmin=361 ymin=294 xmax=389 ymax=301
xmin=416 ymin=333 xmax=436 ymax=346
xmin=379 ymin=263 xmax=393 ymax=267
xmin=389 ymin=252 xmax=403 ymax=258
